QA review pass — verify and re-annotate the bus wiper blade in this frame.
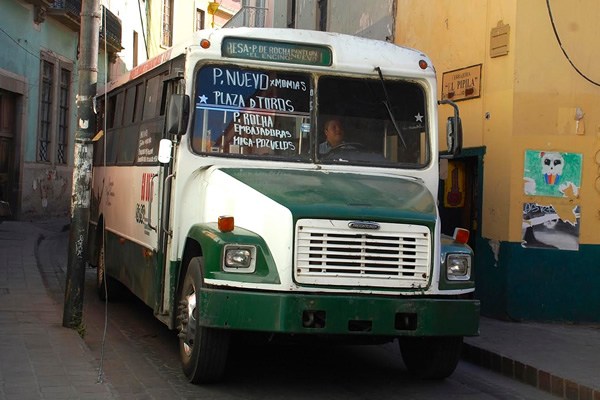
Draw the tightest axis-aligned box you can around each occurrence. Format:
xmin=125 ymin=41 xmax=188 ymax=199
xmin=374 ymin=67 xmax=407 ymax=149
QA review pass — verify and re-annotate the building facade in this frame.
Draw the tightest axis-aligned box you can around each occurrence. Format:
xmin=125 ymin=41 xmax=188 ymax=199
xmin=144 ymin=0 xmax=241 ymax=58
xmin=0 ymin=0 xmax=241 ymax=220
xmin=394 ymin=0 xmax=600 ymax=322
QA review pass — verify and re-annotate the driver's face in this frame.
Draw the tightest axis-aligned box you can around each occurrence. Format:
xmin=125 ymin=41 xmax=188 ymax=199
xmin=325 ymin=120 xmax=344 ymax=147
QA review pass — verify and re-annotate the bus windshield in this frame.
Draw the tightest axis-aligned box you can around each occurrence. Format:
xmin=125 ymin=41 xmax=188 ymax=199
xmin=191 ymin=64 xmax=429 ymax=168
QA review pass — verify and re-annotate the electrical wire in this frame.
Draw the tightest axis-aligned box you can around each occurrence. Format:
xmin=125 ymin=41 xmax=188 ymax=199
xmin=546 ymin=0 xmax=600 ymax=87
xmin=137 ymin=0 xmax=149 ymax=59
xmin=96 ymin=3 xmax=110 ymax=385
xmin=0 ymin=26 xmax=40 ymax=59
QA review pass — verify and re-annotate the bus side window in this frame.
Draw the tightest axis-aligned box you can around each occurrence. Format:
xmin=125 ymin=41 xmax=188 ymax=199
xmin=123 ymin=86 xmax=136 ymax=125
xmin=102 ymin=92 xmax=124 ymax=165
xmin=105 ymin=130 xmax=118 ymax=165
xmin=143 ymin=74 xmax=162 ymax=120
xmin=106 ymin=95 xmax=117 ymax=129
xmin=114 ymin=92 xmax=125 ymax=128
xmin=159 ymin=79 xmax=170 ymax=116
xmin=134 ymin=82 xmax=145 ymax=123
xmin=115 ymin=125 xmax=138 ymax=165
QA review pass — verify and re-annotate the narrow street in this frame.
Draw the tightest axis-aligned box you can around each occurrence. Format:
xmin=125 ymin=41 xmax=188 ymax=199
xmin=38 ymin=229 xmax=555 ymax=399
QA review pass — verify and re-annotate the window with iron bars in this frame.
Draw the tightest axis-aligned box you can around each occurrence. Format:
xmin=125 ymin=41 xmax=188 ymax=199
xmin=38 ymin=52 xmax=73 ymax=164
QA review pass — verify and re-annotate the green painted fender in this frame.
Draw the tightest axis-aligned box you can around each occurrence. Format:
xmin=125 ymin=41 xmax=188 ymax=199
xmin=186 ymin=223 xmax=281 ymax=285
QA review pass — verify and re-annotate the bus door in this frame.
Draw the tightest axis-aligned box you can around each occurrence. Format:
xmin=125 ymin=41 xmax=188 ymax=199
xmin=152 ymin=72 xmax=185 ymax=319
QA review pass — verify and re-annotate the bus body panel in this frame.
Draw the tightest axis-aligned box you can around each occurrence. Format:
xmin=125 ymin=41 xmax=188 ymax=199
xmin=186 ymin=223 xmax=282 ymax=285
xmin=197 ymin=288 xmax=480 ymax=337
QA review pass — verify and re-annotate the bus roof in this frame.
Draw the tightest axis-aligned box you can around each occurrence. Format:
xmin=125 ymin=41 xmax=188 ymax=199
xmin=97 ymin=27 xmax=435 ymax=96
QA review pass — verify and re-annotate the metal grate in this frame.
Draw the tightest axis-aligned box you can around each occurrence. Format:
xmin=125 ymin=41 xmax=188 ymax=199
xmin=51 ymin=0 xmax=81 ymax=17
xmin=295 ymin=219 xmax=431 ymax=289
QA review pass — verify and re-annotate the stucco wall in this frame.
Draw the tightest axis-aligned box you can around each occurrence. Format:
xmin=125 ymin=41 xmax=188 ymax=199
xmin=511 ymin=1 xmax=600 ymax=246
xmin=295 ymin=0 xmax=317 ymax=30
xmin=21 ymin=163 xmax=71 ymax=218
xmin=0 ymin=2 xmax=79 ymax=164
xmin=396 ymin=0 xmax=600 ymax=246
xmin=395 ymin=0 xmax=600 ymax=321
xmin=0 ymin=1 xmax=79 ymax=219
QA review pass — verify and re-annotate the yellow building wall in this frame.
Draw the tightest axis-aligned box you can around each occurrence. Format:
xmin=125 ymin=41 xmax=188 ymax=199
xmin=145 ymin=0 xmax=196 ymax=57
xmin=145 ymin=0 xmax=240 ymax=58
xmin=396 ymin=0 xmax=600 ymax=245
xmin=512 ymin=1 xmax=600 ymax=245
xmin=396 ymin=0 xmax=517 ymax=241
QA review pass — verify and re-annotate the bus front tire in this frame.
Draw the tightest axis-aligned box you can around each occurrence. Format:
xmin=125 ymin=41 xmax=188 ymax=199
xmin=399 ymin=336 xmax=463 ymax=379
xmin=178 ymin=257 xmax=230 ymax=384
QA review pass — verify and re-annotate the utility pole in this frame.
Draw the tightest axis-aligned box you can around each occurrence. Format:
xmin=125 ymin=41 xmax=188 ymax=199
xmin=63 ymin=0 xmax=100 ymax=329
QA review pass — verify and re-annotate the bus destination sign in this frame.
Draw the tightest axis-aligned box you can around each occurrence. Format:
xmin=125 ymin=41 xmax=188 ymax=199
xmin=222 ymin=37 xmax=332 ymax=66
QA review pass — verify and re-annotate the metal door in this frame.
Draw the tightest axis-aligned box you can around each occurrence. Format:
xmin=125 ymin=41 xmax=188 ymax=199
xmin=0 ymin=90 xmax=15 ymax=217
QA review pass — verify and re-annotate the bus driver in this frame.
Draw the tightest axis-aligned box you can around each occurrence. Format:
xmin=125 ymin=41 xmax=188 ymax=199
xmin=319 ymin=117 xmax=346 ymax=154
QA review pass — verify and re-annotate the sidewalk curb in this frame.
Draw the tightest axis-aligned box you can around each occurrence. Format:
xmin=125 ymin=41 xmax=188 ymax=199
xmin=462 ymin=342 xmax=596 ymax=400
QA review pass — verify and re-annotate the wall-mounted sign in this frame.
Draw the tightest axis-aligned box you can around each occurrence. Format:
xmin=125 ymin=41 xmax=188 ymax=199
xmin=441 ymin=64 xmax=482 ymax=102
xmin=222 ymin=37 xmax=332 ymax=66
xmin=490 ymin=21 xmax=510 ymax=58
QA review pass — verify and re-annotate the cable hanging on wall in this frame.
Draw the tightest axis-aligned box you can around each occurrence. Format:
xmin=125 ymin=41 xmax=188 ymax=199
xmin=546 ymin=0 xmax=600 ymax=87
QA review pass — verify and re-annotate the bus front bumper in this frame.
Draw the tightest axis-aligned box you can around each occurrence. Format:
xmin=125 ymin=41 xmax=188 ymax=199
xmin=198 ymin=289 xmax=480 ymax=337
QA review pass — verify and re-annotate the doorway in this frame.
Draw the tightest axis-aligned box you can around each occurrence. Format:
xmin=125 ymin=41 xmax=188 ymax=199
xmin=438 ymin=147 xmax=486 ymax=254
xmin=0 ymin=90 xmax=16 ymax=218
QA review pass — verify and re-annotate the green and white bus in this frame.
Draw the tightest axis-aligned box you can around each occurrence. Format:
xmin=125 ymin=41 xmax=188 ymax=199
xmin=89 ymin=27 xmax=479 ymax=383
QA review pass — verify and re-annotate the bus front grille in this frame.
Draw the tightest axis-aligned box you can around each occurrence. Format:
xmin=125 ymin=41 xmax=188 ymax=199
xmin=294 ymin=219 xmax=431 ymax=289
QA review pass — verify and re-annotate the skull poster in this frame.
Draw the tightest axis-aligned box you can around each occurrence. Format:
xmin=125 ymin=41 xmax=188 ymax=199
xmin=523 ymin=150 xmax=582 ymax=197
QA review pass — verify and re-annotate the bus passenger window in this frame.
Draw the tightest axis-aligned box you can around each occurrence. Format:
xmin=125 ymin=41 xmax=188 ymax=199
xmin=134 ymin=83 xmax=144 ymax=123
xmin=123 ymin=87 xmax=136 ymax=125
xmin=106 ymin=95 xmax=117 ymax=129
xmin=143 ymin=74 xmax=162 ymax=120
xmin=114 ymin=92 xmax=125 ymax=128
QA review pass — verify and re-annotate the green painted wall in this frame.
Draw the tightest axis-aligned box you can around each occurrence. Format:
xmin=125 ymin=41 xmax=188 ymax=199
xmin=476 ymin=239 xmax=600 ymax=322
xmin=0 ymin=1 xmax=79 ymax=162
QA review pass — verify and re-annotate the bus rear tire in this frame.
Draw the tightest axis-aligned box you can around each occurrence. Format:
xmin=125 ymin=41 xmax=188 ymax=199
xmin=178 ymin=256 xmax=230 ymax=383
xmin=399 ymin=336 xmax=462 ymax=379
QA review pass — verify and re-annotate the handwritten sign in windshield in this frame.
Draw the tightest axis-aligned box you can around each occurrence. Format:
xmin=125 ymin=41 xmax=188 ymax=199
xmin=196 ymin=66 xmax=310 ymax=114
xmin=193 ymin=65 xmax=311 ymax=155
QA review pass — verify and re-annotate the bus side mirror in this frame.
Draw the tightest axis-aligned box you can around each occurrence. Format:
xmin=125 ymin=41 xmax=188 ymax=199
xmin=446 ymin=115 xmax=462 ymax=156
xmin=439 ymin=99 xmax=463 ymax=157
xmin=166 ymin=94 xmax=190 ymax=136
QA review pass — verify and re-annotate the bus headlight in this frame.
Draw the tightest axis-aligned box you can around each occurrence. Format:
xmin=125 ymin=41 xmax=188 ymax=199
xmin=223 ymin=245 xmax=256 ymax=273
xmin=446 ymin=254 xmax=471 ymax=281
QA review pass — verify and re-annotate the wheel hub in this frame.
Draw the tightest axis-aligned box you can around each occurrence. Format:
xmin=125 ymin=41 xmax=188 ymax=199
xmin=179 ymin=288 xmax=197 ymax=357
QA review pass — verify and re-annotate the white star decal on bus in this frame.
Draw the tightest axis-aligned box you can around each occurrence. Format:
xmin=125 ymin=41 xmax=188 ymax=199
xmin=199 ymin=94 xmax=208 ymax=103
xmin=415 ymin=112 xmax=423 ymax=122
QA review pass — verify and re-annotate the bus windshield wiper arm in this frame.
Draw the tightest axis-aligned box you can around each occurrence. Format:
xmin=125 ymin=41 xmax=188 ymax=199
xmin=375 ymin=67 xmax=407 ymax=149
